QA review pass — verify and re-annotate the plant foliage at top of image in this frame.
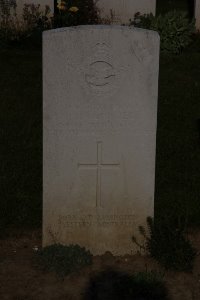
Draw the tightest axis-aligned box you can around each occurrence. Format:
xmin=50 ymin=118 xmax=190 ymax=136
xmin=37 ymin=243 xmax=93 ymax=277
xmin=132 ymin=216 xmax=196 ymax=272
xmin=0 ymin=0 xmax=99 ymax=43
xmin=0 ymin=2 xmax=51 ymax=43
xmin=131 ymin=10 xmax=195 ymax=54
xmin=83 ymin=269 xmax=169 ymax=300
xmin=54 ymin=0 xmax=99 ymax=27
xmin=0 ymin=0 xmax=16 ymax=16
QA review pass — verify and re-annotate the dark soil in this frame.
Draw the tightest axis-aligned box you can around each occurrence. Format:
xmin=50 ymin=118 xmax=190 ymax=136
xmin=0 ymin=229 xmax=200 ymax=300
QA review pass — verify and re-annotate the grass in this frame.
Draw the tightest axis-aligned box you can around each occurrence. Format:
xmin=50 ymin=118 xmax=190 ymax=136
xmin=0 ymin=1 xmax=200 ymax=233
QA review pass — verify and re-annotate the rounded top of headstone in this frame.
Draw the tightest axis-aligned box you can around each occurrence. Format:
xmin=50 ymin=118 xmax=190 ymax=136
xmin=43 ymin=25 xmax=159 ymax=39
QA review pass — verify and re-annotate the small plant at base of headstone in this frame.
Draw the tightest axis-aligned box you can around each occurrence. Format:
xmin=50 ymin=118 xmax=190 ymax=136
xmin=37 ymin=243 xmax=93 ymax=277
xmin=83 ymin=269 xmax=169 ymax=300
xmin=132 ymin=216 xmax=196 ymax=272
xmin=130 ymin=10 xmax=195 ymax=54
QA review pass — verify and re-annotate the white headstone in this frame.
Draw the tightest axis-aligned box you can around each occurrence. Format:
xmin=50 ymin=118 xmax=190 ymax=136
xmin=195 ymin=0 xmax=200 ymax=30
xmin=43 ymin=25 xmax=160 ymax=255
xmin=96 ymin=0 xmax=156 ymax=24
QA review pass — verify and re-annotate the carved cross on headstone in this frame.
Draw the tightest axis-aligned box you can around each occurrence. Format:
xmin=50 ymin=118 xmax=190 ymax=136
xmin=78 ymin=141 xmax=120 ymax=208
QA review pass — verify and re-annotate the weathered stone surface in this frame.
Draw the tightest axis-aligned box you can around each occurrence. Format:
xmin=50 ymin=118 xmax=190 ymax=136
xmin=96 ymin=0 xmax=156 ymax=24
xmin=43 ymin=25 xmax=160 ymax=255
xmin=195 ymin=0 xmax=200 ymax=30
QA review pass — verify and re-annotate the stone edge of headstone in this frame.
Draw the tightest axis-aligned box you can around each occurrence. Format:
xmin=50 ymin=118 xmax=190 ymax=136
xmin=42 ymin=25 xmax=160 ymax=40
xmin=195 ymin=0 xmax=200 ymax=31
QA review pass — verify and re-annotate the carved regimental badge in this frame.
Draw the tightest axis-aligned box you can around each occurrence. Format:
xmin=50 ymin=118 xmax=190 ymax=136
xmin=81 ymin=43 xmax=121 ymax=96
xmin=85 ymin=61 xmax=115 ymax=88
